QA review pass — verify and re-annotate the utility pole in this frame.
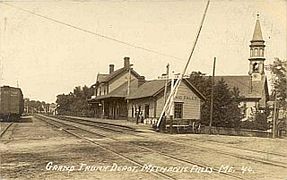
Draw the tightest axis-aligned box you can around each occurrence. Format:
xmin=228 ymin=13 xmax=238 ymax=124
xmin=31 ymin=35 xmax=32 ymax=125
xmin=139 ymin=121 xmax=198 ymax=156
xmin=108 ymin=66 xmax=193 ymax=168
xmin=127 ymin=64 xmax=133 ymax=96
xmin=159 ymin=64 xmax=169 ymax=131
xmin=272 ymin=92 xmax=277 ymax=138
xmin=169 ymin=71 xmax=175 ymax=133
xmin=163 ymin=64 xmax=169 ymax=104
xmin=156 ymin=0 xmax=210 ymax=128
xmin=209 ymin=57 xmax=216 ymax=134
xmin=127 ymin=63 xmax=133 ymax=122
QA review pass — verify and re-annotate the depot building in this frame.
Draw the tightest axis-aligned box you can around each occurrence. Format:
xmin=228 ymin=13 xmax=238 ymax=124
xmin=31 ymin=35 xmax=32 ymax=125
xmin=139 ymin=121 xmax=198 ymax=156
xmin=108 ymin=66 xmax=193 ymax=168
xmin=126 ymin=79 xmax=205 ymax=123
xmin=88 ymin=57 xmax=205 ymax=124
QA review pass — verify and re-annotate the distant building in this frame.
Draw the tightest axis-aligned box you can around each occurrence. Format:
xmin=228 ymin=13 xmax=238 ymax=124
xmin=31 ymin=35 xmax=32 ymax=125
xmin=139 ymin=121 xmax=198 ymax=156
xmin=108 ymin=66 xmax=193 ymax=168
xmin=213 ymin=14 xmax=269 ymax=120
xmin=49 ymin=103 xmax=57 ymax=115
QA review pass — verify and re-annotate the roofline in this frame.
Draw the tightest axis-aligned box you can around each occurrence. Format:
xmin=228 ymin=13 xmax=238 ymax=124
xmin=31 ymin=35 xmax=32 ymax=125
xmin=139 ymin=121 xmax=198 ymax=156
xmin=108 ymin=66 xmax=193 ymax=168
xmin=127 ymin=79 xmax=206 ymax=101
xmin=182 ymin=79 xmax=206 ymax=101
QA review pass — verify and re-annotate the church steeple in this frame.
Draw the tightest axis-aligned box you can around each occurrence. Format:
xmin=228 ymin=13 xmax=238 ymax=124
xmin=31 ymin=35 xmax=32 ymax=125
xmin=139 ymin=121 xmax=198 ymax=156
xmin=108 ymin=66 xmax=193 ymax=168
xmin=248 ymin=14 xmax=265 ymax=80
xmin=252 ymin=14 xmax=264 ymax=41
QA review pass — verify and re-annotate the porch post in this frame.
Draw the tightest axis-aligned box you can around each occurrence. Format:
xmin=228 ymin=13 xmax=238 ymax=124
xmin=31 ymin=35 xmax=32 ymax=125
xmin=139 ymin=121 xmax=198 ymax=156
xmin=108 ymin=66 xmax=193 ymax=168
xmin=102 ymin=100 xmax=105 ymax=119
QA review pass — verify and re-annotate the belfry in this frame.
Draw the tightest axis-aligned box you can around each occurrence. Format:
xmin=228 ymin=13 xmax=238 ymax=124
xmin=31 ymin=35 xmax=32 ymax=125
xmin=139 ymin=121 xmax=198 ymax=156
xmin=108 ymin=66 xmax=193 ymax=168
xmin=248 ymin=14 xmax=266 ymax=81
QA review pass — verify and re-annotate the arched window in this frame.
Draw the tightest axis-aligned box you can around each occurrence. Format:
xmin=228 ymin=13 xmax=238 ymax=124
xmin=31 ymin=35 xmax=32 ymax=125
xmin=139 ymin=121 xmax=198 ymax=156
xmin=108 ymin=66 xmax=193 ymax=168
xmin=254 ymin=48 xmax=258 ymax=56
xmin=260 ymin=48 xmax=264 ymax=56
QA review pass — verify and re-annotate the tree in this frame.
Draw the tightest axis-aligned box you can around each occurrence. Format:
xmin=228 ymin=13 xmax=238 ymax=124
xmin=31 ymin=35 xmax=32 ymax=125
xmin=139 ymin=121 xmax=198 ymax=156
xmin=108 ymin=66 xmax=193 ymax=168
xmin=240 ymin=111 xmax=269 ymax=130
xmin=56 ymin=85 xmax=94 ymax=116
xmin=211 ymin=79 xmax=243 ymax=128
xmin=24 ymin=98 xmax=49 ymax=114
xmin=188 ymin=72 xmax=243 ymax=128
xmin=270 ymin=58 xmax=287 ymax=108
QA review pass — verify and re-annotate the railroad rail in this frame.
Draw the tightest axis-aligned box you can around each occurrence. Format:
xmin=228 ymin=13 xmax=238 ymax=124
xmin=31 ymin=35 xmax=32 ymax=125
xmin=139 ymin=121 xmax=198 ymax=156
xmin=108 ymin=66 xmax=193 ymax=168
xmin=0 ymin=122 xmax=14 ymax=138
xmin=55 ymin=115 xmax=287 ymax=171
xmin=57 ymin=116 xmax=140 ymax=135
xmin=35 ymin=114 xmax=176 ymax=180
xmin=61 ymin=115 xmax=287 ymax=168
xmin=36 ymin=114 xmax=247 ymax=180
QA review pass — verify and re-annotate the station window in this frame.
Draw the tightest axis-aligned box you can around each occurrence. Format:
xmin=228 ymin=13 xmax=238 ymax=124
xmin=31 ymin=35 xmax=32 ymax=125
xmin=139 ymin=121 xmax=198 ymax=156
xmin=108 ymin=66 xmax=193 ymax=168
xmin=174 ymin=102 xmax=183 ymax=119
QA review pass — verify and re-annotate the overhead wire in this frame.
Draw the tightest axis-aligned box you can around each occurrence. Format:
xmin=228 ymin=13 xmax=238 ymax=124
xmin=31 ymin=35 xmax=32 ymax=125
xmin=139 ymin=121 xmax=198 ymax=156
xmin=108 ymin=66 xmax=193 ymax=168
xmin=0 ymin=1 xmax=263 ymax=95
xmin=0 ymin=2 xmax=184 ymax=62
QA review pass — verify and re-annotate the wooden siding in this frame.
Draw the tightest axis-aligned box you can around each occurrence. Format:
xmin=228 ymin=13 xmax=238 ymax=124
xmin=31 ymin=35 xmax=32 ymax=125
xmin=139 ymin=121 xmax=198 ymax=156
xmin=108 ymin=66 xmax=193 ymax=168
xmin=109 ymin=71 xmax=137 ymax=93
xmin=155 ymin=82 xmax=201 ymax=119
xmin=156 ymin=94 xmax=165 ymax=118
xmin=127 ymin=98 xmax=155 ymax=118
xmin=175 ymin=82 xmax=201 ymax=119
xmin=96 ymin=84 xmax=108 ymax=96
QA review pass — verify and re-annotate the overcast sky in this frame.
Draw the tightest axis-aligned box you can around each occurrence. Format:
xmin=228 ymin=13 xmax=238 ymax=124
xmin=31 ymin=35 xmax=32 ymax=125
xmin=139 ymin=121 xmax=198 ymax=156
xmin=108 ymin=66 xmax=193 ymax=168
xmin=0 ymin=0 xmax=286 ymax=103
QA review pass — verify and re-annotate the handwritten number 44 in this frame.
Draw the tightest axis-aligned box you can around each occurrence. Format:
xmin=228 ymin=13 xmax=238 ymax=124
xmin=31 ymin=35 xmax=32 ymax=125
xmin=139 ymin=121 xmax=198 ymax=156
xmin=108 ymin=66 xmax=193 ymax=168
xmin=241 ymin=166 xmax=254 ymax=174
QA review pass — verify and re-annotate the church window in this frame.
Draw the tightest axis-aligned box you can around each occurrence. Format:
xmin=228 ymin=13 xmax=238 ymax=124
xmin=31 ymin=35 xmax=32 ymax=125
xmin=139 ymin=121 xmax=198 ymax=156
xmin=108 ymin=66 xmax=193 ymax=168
xmin=260 ymin=48 xmax=264 ymax=56
xmin=254 ymin=48 xmax=258 ymax=56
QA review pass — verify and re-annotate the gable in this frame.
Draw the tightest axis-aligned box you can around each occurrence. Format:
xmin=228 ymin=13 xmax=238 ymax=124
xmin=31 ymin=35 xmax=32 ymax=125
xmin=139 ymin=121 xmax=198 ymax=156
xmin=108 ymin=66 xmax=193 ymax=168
xmin=109 ymin=70 xmax=138 ymax=93
xmin=127 ymin=79 xmax=205 ymax=100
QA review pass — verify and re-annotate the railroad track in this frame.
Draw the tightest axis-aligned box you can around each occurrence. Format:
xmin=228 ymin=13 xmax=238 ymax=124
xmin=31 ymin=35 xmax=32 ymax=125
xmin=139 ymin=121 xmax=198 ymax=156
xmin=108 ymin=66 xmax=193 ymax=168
xmin=64 ymin=117 xmax=287 ymax=168
xmin=0 ymin=122 xmax=14 ymax=138
xmin=35 ymin=114 xmax=175 ymax=180
xmin=57 ymin=116 xmax=142 ymax=135
xmin=170 ymin=134 xmax=287 ymax=158
xmin=60 ymin=115 xmax=287 ymax=169
xmin=36 ymin=114 xmax=246 ymax=180
xmin=193 ymin=138 xmax=287 ymax=158
xmin=55 ymin=116 xmax=287 ymax=168
xmin=169 ymin=138 xmax=287 ymax=168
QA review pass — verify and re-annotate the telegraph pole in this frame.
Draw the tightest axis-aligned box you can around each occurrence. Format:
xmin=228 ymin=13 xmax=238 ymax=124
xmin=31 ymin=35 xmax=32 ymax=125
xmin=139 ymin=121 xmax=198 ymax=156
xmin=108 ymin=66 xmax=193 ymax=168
xmin=272 ymin=92 xmax=277 ymax=138
xmin=127 ymin=63 xmax=133 ymax=122
xmin=163 ymin=64 xmax=169 ymax=103
xmin=169 ymin=71 xmax=175 ymax=134
xmin=209 ymin=57 xmax=216 ymax=134
xmin=156 ymin=0 xmax=210 ymax=128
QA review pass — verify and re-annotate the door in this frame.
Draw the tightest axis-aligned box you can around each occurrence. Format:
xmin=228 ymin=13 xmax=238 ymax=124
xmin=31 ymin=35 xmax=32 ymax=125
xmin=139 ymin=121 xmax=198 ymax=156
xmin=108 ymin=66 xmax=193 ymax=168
xmin=145 ymin=104 xmax=149 ymax=118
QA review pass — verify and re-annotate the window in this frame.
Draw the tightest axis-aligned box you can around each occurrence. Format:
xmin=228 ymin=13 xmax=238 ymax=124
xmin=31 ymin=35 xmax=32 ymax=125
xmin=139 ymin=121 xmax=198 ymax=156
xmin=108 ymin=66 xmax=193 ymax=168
xmin=174 ymin=102 xmax=183 ymax=119
xmin=254 ymin=48 xmax=258 ymax=56
xmin=260 ymin=48 xmax=264 ymax=56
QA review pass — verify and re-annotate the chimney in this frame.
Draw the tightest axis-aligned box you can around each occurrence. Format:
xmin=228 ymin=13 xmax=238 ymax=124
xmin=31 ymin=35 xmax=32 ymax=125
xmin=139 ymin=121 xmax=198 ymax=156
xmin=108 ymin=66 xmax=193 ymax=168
xmin=124 ymin=57 xmax=130 ymax=68
xmin=109 ymin=64 xmax=114 ymax=74
xmin=138 ymin=76 xmax=146 ymax=87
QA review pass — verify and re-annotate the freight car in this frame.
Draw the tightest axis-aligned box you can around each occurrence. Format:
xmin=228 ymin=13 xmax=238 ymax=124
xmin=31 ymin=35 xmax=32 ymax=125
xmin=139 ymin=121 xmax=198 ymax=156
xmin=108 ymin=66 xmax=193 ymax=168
xmin=0 ymin=86 xmax=24 ymax=121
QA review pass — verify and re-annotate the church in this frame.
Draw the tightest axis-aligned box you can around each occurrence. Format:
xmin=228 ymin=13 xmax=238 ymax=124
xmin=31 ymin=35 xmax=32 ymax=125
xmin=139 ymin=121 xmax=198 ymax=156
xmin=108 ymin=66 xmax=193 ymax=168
xmin=214 ymin=14 xmax=269 ymax=120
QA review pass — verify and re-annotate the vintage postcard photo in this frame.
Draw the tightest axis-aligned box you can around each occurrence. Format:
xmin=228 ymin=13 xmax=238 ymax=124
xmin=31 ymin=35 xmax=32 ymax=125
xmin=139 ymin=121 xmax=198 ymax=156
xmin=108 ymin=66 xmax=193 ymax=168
xmin=0 ymin=0 xmax=286 ymax=179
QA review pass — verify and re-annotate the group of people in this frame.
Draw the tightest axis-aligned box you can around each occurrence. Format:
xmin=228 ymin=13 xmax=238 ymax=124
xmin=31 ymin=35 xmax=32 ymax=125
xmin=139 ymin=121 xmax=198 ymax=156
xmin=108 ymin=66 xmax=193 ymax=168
xmin=135 ymin=110 xmax=144 ymax=124
xmin=191 ymin=121 xmax=201 ymax=133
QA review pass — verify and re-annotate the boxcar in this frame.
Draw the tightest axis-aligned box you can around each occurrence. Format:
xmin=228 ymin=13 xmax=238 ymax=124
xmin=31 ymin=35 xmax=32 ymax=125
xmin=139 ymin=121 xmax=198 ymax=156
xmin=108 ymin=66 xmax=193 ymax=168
xmin=0 ymin=86 xmax=24 ymax=121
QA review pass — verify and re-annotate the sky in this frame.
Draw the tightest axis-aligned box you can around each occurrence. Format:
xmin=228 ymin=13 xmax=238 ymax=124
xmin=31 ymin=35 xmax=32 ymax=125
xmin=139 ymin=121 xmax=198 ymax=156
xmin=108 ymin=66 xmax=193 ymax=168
xmin=0 ymin=0 xmax=286 ymax=103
